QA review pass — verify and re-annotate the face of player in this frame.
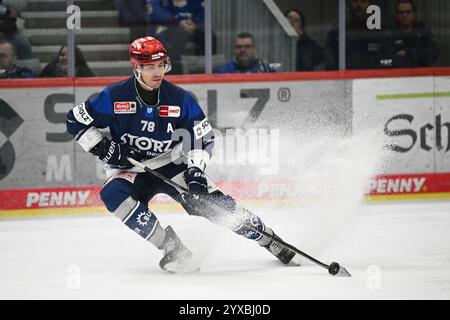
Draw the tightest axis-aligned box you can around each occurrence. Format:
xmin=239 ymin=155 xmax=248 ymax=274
xmin=396 ymin=3 xmax=416 ymax=28
xmin=234 ymin=37 xmax=256 ymax=67
xmin=139 ymin=60 xmax=167 ymax=89
xmin=0 ymin=43 xmax=16 ymax=69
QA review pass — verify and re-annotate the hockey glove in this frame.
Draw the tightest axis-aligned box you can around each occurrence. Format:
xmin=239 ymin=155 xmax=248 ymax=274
xmin=91 ymin=137 xmax=134 ymax=169
xmin=184 ymin=167 xmax=208 ymax=194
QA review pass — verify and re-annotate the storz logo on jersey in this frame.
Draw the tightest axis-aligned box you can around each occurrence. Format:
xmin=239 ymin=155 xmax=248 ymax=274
xmin=114 ymin=102 xmax=137 ymax=114
xmin=121 ymin=133 xmax=172 ymax=153
xmin=159 ymin=105 xmax=181 ymax=118
xmin=73 ymin=102 xmax=93 ymax=125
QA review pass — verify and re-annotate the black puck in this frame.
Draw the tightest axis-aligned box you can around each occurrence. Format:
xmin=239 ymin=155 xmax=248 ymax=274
xmin=328 ymin=262 xmax=340 ymax=275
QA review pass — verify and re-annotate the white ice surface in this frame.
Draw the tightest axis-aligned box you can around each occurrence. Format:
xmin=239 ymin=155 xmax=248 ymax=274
xmin=1 ymin=201 xmax=449 ymax=300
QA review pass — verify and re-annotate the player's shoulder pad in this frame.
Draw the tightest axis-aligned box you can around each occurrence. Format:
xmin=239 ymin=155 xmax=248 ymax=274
xmin=90 ymin=76 xmax=135 ymax=115
xmin=107 ymin=76 xmax=135 ymax=97
xmin=160 ymin=79 xmax=187 ymax=101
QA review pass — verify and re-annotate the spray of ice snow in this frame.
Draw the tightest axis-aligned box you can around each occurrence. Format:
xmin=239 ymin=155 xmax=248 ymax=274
xmin=275 ymin=128 xmax=388 ymax=255
xmin=197 ymin=118 xmax=390 ymax=265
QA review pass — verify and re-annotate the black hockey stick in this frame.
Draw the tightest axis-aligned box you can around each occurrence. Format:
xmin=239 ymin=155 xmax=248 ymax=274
xmin=127 ymin=157 xmax=351 ymax=277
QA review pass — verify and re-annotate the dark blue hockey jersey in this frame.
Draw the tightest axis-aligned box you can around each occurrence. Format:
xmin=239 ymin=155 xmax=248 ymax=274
xmin=67 ymin=77 xmax=214 ymax=164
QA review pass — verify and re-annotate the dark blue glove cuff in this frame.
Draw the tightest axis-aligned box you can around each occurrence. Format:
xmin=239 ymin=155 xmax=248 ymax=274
xmin=184 ymin=167 xmax=208 ymax=194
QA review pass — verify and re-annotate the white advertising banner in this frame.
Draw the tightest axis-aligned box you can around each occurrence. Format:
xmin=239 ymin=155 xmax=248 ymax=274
xmin=353 ymin=76 xmax=450 ymax=174
xmin=1 ymin=79 xmax=350 ymax=189
xmin=433 ymin=76 xmax=450 ymax=172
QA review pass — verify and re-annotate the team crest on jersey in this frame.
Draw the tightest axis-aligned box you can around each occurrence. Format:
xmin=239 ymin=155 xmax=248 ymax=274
xmin=114 ymin=102 xmax=137 ymax=114
xmin=159 ymin=105 xmax=181 ymax=118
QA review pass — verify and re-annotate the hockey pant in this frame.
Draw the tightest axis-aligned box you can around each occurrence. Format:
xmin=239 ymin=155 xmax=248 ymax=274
xmin=100 ymin=165 xmax=267 ymax=246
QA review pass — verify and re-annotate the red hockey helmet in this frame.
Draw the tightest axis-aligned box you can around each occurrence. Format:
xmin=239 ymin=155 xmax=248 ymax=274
xmin=130 ymin=37 xmax=171 ymax=73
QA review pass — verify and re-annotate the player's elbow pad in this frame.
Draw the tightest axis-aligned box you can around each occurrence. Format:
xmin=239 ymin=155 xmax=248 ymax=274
xmin=75 ymin=127 xmax=104 ymax=152
xmin=186 ymin=149 xmax=210 ymax=172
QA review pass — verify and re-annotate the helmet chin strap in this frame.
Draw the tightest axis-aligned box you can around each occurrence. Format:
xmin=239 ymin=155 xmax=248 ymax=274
xmin=134 ymin=69 xmax=156 ymax=91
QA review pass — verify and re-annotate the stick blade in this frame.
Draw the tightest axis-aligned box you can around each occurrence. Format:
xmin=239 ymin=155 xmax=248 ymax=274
xmin=335 ymin=266 xmax=351 ymax=277
xmin=328 ymin=262 xmax=352 ymax=277
xmin=127 ymin=157 xmax=142 ymax=168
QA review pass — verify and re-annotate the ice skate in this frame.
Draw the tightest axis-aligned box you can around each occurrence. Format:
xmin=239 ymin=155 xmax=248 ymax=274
xmin=158 ymin=226 xmax=197 ymax=273
xmin=259 ymin=228 xmax=297 ymax=265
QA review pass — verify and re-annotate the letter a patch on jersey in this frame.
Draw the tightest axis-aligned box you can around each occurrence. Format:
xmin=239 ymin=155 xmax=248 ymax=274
xmin=159 ymin=105 xmax=180 ymax=118
xmin=114 ymin=102 xmax=137 ymax=114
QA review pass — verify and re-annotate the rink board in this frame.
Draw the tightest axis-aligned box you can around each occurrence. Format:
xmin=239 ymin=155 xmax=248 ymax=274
xmin=0 ymin=180 xmax=296 ymax=218
xmin=1 ymin=69 xmax=450 ymax=217
xmin=1 ymin=173 xmax=450 ymax=218
xmin=0 ymin=76 xmax=351 ymax=189
xmin=353 ymin=76 xmax=450 ymax=174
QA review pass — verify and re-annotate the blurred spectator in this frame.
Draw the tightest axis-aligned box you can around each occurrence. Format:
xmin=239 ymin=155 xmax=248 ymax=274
xmin=147 ymin=0 xmax=204 ymax=31
xmin=325 ymin=0 xmax=391 ymax=70
xmin=215 ymin=32 xmax=275 ymax=74
xmin=147 ymin=0 xmax=216 ymax=74
xmin=284 ymin=8 xmax=324 ymax=71
xmin=115 ymin=0 xmax=149 ymax=42
xmin=0 ymin=0 xmax=32 ymax=60
xmin=0 ymin=38 xmax=33 ymax=78
xmin=386 ymin=0 xmax=438 ymax=68
xmin=40 ymin=46 xmax=95 ymax=78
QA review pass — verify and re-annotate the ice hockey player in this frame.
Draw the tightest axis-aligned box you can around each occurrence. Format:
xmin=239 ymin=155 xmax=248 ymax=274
xmin=66 ymin=36 xmax=296 ymax=272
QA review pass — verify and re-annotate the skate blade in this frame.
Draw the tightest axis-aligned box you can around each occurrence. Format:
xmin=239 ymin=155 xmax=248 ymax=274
xmin=288 ymin=259 xmax=301 ymax=266
xmin=287 ymin=254 xmax=302 ymax=266
xmin=163 ymin=258 xmax=200 ymax=274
